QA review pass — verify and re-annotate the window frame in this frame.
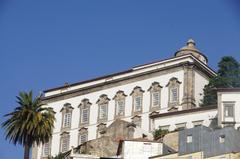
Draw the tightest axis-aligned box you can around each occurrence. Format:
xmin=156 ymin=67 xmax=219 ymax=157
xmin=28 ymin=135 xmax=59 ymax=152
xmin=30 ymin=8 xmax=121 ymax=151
xmin=116 ymin=99 xmax=125 ymax=116
xmin=97 ymin=94 xmax=110 ymax=123
xmin=130 ymin=86 xmax=144 ymax=115
xmin=42 ymin=140 xmax=51 ymax=157
xmin=60 ymin=103 xmax=74 ymax=131
xmin=224 ymin=103 xmax=234 ymax=118
xmin=60 ymin=132 xmax=70 ymax=153
xmin=81 ymin=108 xmax=89 ymax=124
xmin=166 ymin=77 xmax=181 ymax=107
xmin=134 ymin=96 xmax=142 ymax=112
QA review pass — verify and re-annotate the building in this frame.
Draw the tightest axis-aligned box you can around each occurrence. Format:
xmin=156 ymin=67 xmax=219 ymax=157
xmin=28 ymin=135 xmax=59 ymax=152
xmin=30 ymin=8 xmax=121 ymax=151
xmin=32 ymin=39 xmax=222 ymax=159
xmin=116 ymin=139 xmax=164 ymax=159
xmin=217 ymin=88 xmax=240 ymax=129
xmin=150 ymin=126 xmax=240 ymax=159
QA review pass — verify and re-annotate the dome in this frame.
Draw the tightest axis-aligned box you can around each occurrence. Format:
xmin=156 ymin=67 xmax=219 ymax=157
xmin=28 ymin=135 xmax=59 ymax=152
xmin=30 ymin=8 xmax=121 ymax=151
xmin=175 ymin=39 xmax=208 ymax=64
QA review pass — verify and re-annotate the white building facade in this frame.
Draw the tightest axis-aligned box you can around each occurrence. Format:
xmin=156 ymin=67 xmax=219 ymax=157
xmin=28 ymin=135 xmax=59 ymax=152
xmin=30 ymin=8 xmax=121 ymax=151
xmin=217 ymin=88 xmax=240 ymax=129
xmin=32 ymin=40 xmax=219 ymax=159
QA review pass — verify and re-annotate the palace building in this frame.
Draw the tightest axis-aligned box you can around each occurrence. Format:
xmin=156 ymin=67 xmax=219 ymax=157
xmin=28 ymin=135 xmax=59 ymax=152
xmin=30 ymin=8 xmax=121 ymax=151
xmin=32 ymin=39 xmax=235 ymax=159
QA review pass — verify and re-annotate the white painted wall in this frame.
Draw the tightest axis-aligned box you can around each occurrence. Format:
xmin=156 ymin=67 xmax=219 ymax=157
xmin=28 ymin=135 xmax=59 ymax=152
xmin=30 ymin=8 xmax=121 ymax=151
xmin=194 ymin=70 xmax=210 ymax=107
xmin=121 ymin=141 xmax=163 ymax=159
xmin=34 ymin=55 xmax=216 ymax=159
xmin=153 ymin=109 xmax=217 ymax=131
xmin=38 ymin=69 xmax=184 ymax=158
xmin=218 ymin=91 xmax=240 ymax=129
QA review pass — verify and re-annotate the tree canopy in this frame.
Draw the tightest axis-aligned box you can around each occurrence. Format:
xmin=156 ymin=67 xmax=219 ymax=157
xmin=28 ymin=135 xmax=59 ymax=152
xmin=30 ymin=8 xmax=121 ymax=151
xmin=2 ymin=91 xmax=55 ymax=159
xmin=202 ymin=56 xmax=240 ymax=106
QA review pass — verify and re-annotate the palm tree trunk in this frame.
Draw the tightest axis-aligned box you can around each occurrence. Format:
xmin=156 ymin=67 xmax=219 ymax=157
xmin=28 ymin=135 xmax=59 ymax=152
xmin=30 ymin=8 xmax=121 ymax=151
xmin=24 ymin=144 xmax=30 ymax=159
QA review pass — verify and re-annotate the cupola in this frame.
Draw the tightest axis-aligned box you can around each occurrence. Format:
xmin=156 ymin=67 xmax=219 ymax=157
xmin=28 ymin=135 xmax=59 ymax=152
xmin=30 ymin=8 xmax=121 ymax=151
xmin=175 ymin=39 xmax=208 ymax=64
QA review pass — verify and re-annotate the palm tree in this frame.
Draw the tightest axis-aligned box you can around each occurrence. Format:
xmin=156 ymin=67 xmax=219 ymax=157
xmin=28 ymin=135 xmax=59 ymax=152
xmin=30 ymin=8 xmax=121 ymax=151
xmin=2 ymin=91 xmax=55 ymax=159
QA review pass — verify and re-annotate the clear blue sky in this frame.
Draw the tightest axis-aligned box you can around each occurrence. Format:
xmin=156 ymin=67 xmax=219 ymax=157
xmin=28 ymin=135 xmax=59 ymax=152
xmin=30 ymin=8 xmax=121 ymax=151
xmin=0 ymin=0 xmax=240 ymax=158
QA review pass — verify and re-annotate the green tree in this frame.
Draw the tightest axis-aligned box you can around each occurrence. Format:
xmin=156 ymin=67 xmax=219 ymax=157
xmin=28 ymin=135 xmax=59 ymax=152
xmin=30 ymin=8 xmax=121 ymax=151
xmin=48 ymin=153 xmax=66 ymax=159
xmin=2 ymin=91 xmax=55 ymax=159
xmin=202 ymin=56 xmax=240 ymax=106
xmin=153 ymin=127 xmax=169 ymax=140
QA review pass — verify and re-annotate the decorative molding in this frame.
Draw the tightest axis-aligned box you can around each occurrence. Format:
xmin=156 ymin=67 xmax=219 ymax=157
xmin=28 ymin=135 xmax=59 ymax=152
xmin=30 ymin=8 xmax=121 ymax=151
xmin=60 ymin=103 xmax=73 ymax=132
xmin=78 ymin=99 xmax=91 ymax=127
xmin=97 ymin=123 xmax=107 ymax=138
xmin=96 ymin=94 xmax=110 ymax=104
xmin=131 ymin=86 xmax=144 ymax=116
xmin=131 ymin=115 xmax=142 ymax=128
xmin=59 ymin=131 xmax=70 ymax=153
xmin=78 ymin=127 xmax=88 ymax=145
xmin=148 ymin=82 xmax=162 ymax=111
xmin=167 ymin=77 xmax=181 ymax=107
xmin=97 ymin=95 xmax=109 ymax=123
xmin=113 ymin=90 xmax=127 ymax=119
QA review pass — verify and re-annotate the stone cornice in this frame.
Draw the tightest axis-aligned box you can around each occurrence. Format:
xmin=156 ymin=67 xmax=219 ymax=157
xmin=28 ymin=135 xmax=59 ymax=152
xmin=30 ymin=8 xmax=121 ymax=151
xmin=41 ymin=61 xmax=216 ymax=103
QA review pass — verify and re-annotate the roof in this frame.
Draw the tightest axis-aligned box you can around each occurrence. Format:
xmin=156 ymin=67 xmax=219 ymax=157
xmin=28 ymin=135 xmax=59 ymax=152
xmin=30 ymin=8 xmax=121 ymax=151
xmin=216 ymin=88 xmax=240 ymax=92
xmin=174 ymin=39 xmax=208 ymax=63
xmin=43 ymin=54 xmax=216 ymax=95
xmin=149 ymin=106 xmax=217 ymax=119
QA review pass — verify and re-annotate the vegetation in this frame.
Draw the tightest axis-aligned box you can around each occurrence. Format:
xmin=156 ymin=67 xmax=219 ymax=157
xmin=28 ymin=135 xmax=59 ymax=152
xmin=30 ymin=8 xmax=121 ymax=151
xmin=1 ymin=91 xmax=55 ymax=159
xmin=153 ymin=127 xmax=169 ymax=140
xmin=48 ymin=153 xmax=66 ymax=159
xmin=202 ymin=56 xmax=240 ymax=106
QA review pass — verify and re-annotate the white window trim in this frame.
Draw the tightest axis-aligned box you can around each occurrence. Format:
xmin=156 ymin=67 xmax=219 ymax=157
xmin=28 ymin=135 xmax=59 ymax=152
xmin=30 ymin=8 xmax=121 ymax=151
xmin=99 ymin=104 xmax=107 ymax=120
xmin=81 ymin=108 xmax=89 ymax=124
xmin=152 ymin=91 xmax=160 ymax=107
xmin=63 ymin=113 xmax=71 ymax=128
xmin=134 ymin=96 xmax=142 ymax=112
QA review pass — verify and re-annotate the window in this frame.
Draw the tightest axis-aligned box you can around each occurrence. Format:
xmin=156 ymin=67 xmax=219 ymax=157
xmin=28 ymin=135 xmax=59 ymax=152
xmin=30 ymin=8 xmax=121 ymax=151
xmin=99 ymin=104 xmax=107 ymax=119
xmin=187 ymin=135 xmax=192 ymax=143
xmin=116 ymin=100 xmax=125 ymax=116
xmin=148 ymin=82 xmax=162 ymax=110
xmin=135 ymin=120 xmax=141 ymax=127
xmin=61 ymin=103 xmax=73 ymax=130
xmin=79 ymin=133 xmax=87 ymax=144
xmin=166 ymin=77 xmax=181 ymax=107
xmin=176 ymin=123 xmax=186 ymax=130
xmin=79 ymin=99 xmax=91 ymax=126
xmin=60 ymin=135 xmax=70 ymax=152
xmin=97 ymin=95 xmax=109 ymax=122
xmin=81 ymin=109 xmax=89 ymax=124
xmin=43 ymin=142 xmax=50 ymax=157
xmin=97 ymin=123 xmax=107 ymax=138
xmin=152 ymin=92 xmax=160 ymax=107
xmin=113 ymin=91 xmax=127 ymax=118
xmin=160 ymin=125 xmax=170 ymax=131
xmin=219 ymin=135 xmax=225 ymax=143
xmin=224 ymin=103 xmax=234 ymax=117
xmin=132 ymin=115 xmax=141 ymax=128
xmin=131 ymin=86 xmax=144 ymax=114
xmin=193 ymin=120 xmax=203 ymax=127
xmin=63 ymin=113 xmax=71 ymax=127
xmin=134 ymin=96 xmax=142 ymax=111
xmin=170 ymin=88 xmax=178 ymax=103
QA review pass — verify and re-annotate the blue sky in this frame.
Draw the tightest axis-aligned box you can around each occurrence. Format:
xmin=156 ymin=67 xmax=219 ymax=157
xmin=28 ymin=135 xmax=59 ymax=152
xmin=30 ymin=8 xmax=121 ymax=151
xmin=0 ymin=0 xmax=240 ymax=158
